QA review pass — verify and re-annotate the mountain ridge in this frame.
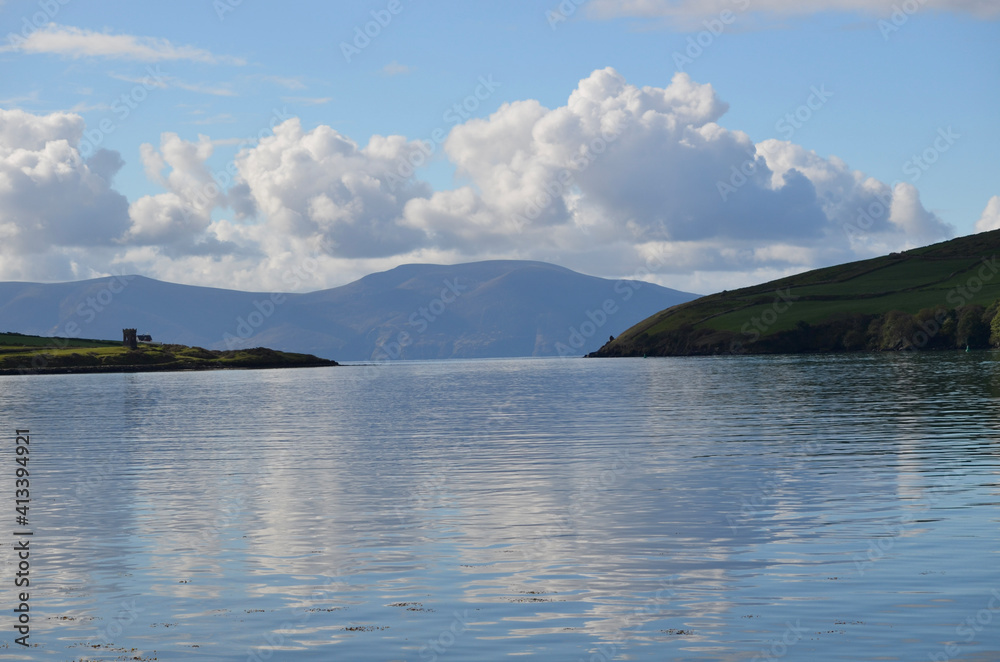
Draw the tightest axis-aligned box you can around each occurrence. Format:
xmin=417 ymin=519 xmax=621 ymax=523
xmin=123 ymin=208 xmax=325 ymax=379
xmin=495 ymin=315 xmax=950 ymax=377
xmin=0 ymin=260 xmax=698 ymax=361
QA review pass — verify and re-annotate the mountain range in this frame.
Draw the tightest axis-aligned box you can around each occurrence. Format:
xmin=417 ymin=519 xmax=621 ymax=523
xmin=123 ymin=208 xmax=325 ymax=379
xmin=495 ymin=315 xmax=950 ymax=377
xmin=0 ymin=260 xmax=697 ymax=361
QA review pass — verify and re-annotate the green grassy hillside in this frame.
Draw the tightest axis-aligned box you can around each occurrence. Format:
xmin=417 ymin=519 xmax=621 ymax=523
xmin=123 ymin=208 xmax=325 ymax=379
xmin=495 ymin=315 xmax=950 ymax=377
xmin=590 ymin=230 xmax=1000 ymax=357
xmin=0 ymin=332 xmax=338 ymax=374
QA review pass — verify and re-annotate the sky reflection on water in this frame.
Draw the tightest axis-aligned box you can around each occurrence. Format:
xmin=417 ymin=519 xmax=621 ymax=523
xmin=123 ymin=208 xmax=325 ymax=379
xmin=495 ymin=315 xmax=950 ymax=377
xmin=1 ymin=353 xmax=998 ymax=660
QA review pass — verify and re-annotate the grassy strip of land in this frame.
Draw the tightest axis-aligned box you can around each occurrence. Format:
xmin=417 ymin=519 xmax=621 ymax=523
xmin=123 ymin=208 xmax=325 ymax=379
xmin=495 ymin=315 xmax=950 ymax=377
xmin=590 ymin=229 xmax=1000 ymax=357
xmin=0 ymin=332 xmax=338 ymax=375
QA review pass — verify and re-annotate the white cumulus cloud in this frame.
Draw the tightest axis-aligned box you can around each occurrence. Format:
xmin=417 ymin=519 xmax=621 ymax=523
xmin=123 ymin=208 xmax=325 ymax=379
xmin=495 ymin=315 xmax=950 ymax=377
xmin=401 ymin=68 xmax=950 ymax=280
xmin=0 ymin=108 xmax=130 ymax=258
xmin=974 ymin=196 xmax=1000 ymax=233
xmin=230 ymin=119 xmax=431 ymax=259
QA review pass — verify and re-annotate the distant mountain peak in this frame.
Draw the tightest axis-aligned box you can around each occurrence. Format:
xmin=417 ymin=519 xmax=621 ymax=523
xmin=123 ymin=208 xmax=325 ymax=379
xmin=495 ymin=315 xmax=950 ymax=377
xmin=0 ymin=260 xmax=698 ymax=361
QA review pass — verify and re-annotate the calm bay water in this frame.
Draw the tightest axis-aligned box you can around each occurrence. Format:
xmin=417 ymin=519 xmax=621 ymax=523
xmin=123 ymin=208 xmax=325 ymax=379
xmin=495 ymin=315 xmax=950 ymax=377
xmin=1 ymin=353 xmax=999 ymax=661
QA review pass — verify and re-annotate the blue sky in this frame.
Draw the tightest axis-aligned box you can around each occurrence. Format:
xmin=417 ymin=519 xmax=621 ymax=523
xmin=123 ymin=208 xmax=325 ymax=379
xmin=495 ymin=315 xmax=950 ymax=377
xmin=0 ymin=0 xmax=997 ymax=293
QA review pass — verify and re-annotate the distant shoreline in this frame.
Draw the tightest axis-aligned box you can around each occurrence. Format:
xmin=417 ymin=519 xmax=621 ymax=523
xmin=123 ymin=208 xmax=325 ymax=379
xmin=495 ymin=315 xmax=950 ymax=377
xmin=0 ymin=361 xmax=337 ymax=377
xmin=0 ymin=332 xmax=339 ymax=376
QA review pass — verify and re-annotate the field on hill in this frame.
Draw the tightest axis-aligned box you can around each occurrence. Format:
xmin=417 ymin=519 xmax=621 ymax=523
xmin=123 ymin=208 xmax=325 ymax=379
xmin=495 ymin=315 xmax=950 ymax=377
xmin=0 ymin=332 xmax=121 ymax=348
xmin=593 ymin=230 xmax=1000 ymax=356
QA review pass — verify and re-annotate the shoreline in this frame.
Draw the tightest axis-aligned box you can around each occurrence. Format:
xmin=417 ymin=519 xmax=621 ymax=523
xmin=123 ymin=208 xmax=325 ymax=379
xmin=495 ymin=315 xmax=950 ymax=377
xmin=0 ymin=360 xmax=338 ymax=376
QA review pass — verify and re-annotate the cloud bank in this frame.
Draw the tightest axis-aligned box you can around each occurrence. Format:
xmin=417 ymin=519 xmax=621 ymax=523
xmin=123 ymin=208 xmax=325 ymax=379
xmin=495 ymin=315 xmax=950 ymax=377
xmin=0 ymin=68 xmax=955 ymax=293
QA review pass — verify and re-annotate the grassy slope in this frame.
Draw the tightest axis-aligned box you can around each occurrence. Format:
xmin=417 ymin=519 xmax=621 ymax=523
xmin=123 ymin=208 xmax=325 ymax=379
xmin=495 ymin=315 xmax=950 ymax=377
xmin=593 ymin=230 xmax=1000 ymax=357
xmin=0 ymin=333 xmax=338 ymax=374
xmin=0 ymin=332 xmax=120 ymax=348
